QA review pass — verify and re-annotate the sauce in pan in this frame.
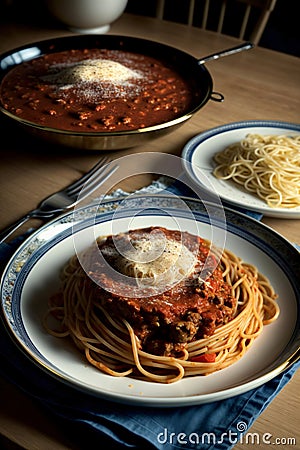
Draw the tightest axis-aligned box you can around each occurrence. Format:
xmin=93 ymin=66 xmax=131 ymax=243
xmin=0 ymin=48 xmax=198 ymax=132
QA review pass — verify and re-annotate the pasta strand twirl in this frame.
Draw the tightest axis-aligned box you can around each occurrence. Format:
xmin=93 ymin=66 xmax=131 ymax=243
xmin=43 ymin=236 xmax=279 ymax=384
xmin=213 ymin=134 xmax=300 ymax=208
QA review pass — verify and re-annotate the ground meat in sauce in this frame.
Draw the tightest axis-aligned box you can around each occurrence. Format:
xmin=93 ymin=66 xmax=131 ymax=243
xmin=88 ymin=227 xmax=237 ymax=357
xmin=0 ymin=48 xmax=198 ymax=132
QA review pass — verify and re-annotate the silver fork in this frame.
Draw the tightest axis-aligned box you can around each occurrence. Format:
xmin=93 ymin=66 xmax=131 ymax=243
xmin=0 ymin=156 xmax=118 ymax=244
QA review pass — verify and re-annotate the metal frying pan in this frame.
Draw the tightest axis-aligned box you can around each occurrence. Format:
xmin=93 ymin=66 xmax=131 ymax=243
xmin=0 ymin=35 xmax=253 ymax=150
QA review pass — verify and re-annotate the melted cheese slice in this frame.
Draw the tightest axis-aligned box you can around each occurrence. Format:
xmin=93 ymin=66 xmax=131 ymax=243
xmin=106 ymin=235 xmax=196 ymax=288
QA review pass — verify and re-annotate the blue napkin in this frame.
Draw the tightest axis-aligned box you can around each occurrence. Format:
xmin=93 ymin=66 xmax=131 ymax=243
xmin=160 ymin=176 xmax=263 ymax=221
xmin=0 ymin=182 xmax=299 ymax=450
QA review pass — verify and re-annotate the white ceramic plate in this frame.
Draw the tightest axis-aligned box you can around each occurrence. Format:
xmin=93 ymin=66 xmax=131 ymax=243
xmin=181 ymin=120 xmax=300 ymax=218
xmin=1 ymin=195 xmax=299 ymax=407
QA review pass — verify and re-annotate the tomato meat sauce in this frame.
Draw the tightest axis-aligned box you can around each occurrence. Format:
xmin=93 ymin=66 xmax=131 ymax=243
xmin=0 ymin=48 xmax=198 ymax=132
xmin=88 ymin=227 xmax=237 ymax=357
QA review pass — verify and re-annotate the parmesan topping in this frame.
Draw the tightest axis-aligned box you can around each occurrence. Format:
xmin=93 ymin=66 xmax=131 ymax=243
xmin=103 ymin=234 xmax=197 ymax=288
xmin=44 ymin=59 xmax=142 ymax=85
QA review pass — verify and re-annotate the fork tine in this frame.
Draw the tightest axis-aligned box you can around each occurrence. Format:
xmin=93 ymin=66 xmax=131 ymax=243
xmin=65 ymin=156 xmax=110 ymax=195
xmin=67 ymin=160 xmax=116 ymax=198
xmin=72 ymin=163 xmax=119 ymax=201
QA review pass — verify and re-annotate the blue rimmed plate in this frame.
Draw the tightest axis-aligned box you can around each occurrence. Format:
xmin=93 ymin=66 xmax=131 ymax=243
xmin=181 ymin=120 xmax=300 ymax=218
xmin=0 ymin=194 xmax=299 ymax=407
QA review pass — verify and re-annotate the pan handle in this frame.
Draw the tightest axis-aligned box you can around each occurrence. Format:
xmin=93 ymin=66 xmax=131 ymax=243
xmin=210 ymin=92 xmax=224 ymax=102
xmin=198 ymin=42 xmax=254 ymax=65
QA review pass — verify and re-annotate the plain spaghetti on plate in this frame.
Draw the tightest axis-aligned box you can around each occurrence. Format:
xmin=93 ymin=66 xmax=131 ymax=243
xmin=43 ymin=226 xmax=279 ymax=383
xmin=213 ymin=133 xmax=300 ymax=209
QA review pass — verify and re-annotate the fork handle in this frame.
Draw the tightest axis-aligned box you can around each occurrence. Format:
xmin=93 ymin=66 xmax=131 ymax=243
xmin=0 ymin=208 xmax=61 ymax=243
xmin=0 ymin=214 xmax=34 ymax=244
xmin=0 ymin=209 xmax=53 ymax=244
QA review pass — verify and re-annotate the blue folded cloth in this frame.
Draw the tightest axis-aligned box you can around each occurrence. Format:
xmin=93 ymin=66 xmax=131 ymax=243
xmin=0 ymin=264 xmax=298 ymax=450
xmin=0 ymin=183 xmax=298 ymax=450
xmin=138 ymin=176 xmax=264 ymax=221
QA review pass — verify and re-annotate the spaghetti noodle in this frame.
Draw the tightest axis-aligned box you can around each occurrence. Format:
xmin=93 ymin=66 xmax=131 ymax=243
xmin=43 ymin=228 xmax=279 ymax=383
xmin=213 ymin=133 xmax=300 ymax=208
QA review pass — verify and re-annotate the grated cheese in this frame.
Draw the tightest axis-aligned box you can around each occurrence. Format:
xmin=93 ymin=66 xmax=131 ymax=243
xmin=109 ymin=236 xmax=196 ymax=287
xmin=45 ymin=59 xmax=142 ymax=85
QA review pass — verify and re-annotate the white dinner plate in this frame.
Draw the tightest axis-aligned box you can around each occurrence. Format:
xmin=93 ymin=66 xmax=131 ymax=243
xmin=1 ymin=195 xmax=299 ymax=407
xmin=181 ymin=120 xmax=300 ymax=218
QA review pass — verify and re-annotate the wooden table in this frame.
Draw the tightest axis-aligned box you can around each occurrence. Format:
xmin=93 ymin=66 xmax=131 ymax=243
xmin=0 ymin=12 xmax=299 ymax=450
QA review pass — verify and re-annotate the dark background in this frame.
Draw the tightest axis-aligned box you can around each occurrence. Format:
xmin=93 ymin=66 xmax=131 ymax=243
xmin=125 ymin=0 xmax=299 ymax=57
xmin=0 ymin=0 xmax=299 ymax=57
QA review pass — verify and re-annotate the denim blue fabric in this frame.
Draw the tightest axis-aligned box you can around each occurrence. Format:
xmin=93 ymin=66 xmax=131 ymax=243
xmin=0 ymin=183 xmax=298 ymax=450
xmin=0 ymin=300 xmax=298 ymax=450
xmin=161 ymin=177 xmax=263 ymax=221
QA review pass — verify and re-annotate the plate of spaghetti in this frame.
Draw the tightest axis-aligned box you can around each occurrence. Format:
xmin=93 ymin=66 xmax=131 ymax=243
xmin=1 ymin=194 xmax=299 ymax=406
xmin=182 ymin=120 xmax=300 ymax=218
